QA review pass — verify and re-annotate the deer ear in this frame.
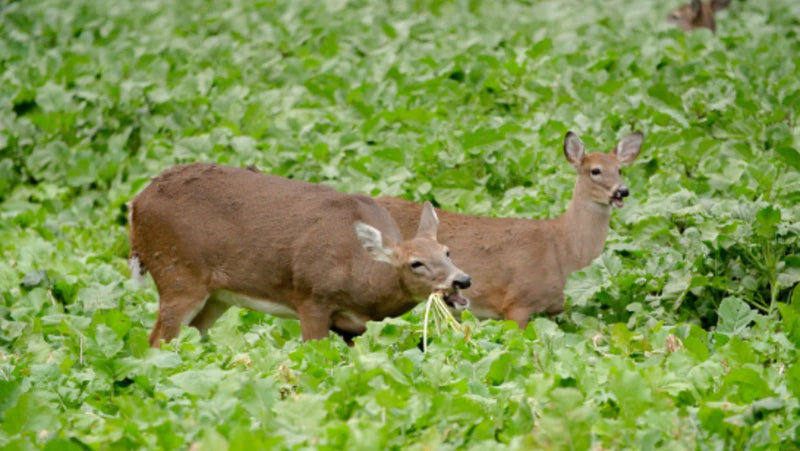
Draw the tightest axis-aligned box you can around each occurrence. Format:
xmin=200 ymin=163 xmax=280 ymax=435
xmin=690 ymin=0 xmax=702 ymax=17
xmin=666 ymin=10 xmax=680 ymax=23
xmin=354 ymin=222 xmax=394 ymax=264
xmin=611 ymin=131 xmax=643 ymax=166
xmin=711 ymin=0 xmax=730 ymax=11
xmin=563 ymin=131 xmax=585 ymax=169
xmin=415 ymin=201 xmax=439 ymax=240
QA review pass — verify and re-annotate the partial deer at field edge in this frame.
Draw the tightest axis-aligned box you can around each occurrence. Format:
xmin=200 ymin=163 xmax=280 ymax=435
xmin=668 ymin=0 xmax=732 ymax=33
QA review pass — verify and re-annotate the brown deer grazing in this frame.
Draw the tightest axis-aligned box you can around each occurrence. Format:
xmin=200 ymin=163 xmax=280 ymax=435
xmin=667 ymin=0 xmax=731 ymax=33
xmin=378 ymin=131 xmax=643 ymax=329
xmin=128 ymin=163 xmax=471 ymax=346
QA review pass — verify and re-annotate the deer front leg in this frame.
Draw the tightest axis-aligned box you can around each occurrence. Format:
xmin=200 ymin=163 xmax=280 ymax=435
xmin=504 ymin=304 xmax=534 ymax=330
xmin=297 ymin=301 xmax=333 ymax=341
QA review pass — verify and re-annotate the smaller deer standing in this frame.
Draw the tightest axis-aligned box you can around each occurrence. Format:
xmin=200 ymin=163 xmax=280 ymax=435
xmin=667 ymin=0 xmax=732 ymax=33
xmin=379 ymin=131 xmax=643 ymax=329
xmin=129 ymin=163 xmax=470 ymax=346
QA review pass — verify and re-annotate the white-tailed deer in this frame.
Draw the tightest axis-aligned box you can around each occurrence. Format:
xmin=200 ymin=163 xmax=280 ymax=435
xmin=128 ymin=163 xmax=470 ymax=347
xmin=667 ymin=0 xmax=731 ymax=33
xmin=378 ymin=131 xmax=643 ymax=329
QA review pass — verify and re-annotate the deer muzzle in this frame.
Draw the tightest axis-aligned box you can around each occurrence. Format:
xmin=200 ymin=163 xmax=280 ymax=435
xmin=453 ymin=274 xmax=471 ymax=290
xmin=439 ymin=272 xmax=471 ymax=308
xmin=611 ymin=185 xmax=629 ymax=208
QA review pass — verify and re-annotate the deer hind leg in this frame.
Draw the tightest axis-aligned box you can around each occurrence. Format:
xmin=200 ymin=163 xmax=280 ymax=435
xmin=331 ymin=311 xmax=368 ymax=345
xmin=189 ymin=296 xmax=230 ymax=336
xmin=148 ymin=270 xmax=210 ymax=348
xmin=149 ymin=291 xmax=209 ymax=347
xmin=330 ymin=327 xmax=359 ymax=346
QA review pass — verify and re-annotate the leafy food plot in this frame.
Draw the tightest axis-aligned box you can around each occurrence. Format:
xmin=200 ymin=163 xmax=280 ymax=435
xmin=1 ymin=0 xmax=800 ymax=448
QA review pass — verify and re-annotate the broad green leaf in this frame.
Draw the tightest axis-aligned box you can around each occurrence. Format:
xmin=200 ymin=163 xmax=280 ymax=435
xmin=486 ymin=351 xmax=514 ymax=385
xmin=43 ymin=438 xmax=88 ymax=451
xmin=20 ymin=270 xmax=48 ymax=288
xmin=777 ymin=302 xmax=800 ymax=347
xmin=786 ymin=363 xmax=800 ymax=399
xmin=2 ymin=391 xmax=58 ymax=435
xmin=93 ymin=324 xmax=124 ymax=359
xmin=755 ymin=206 xmax=781 ymax=238
xmin=167 ymin=369 xmax=229 ymax=397
xmin=721 ymin=367 xmax=774 ymax=404
xmin=238 ymin=377 xmax=279 ymax=422
xmin=716 ymin=297 xmax=756 ymax=335
xmin=607 ymin=365 xmax=652 ymax=423
xmin=775 ymin=146 xmax=800 ymax=170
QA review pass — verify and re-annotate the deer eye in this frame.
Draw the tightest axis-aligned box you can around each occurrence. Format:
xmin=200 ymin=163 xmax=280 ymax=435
xmin=618 ymin=168 xmax=622 ymax=175
xmin=591 ymin=168 xmax=601 ymax=175
xmin=410 ymin=261 xmax=424 ymax=269
xmin=445 ymin=249 xmax=451 ymax=258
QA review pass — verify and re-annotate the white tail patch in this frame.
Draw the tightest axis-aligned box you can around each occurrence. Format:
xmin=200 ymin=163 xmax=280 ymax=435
xmin=128 ymin=254 xmax=146 ymax=287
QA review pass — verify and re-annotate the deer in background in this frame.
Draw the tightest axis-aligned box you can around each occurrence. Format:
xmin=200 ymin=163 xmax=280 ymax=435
xmin=379 ymin=131 xmax=643 ymax=329
xmin=667 ymin=0 xmax=732 ymax=33
xmin=128 ymin=163 xmax=470 ymax=346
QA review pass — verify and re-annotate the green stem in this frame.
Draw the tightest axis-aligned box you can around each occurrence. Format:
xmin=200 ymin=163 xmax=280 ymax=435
xmin=422 ymin=295 xmax=434 ymax=353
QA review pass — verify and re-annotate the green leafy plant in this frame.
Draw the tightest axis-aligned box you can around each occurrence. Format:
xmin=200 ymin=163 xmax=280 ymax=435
xmin=1 ymin=0 xmax=799 ymax=448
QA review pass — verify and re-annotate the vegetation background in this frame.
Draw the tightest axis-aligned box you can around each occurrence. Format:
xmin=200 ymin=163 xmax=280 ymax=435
xmin=1 ymin=0 xmax=800 ymax=448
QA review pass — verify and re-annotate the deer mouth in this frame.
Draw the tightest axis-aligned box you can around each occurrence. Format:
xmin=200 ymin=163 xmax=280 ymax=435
xmin=610 ymin=193 xmax=625 ymax=208
xmin=440 ymin=290 xmax=470 ymax=310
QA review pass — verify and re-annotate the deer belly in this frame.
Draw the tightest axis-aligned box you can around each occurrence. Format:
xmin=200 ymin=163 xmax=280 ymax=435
xmin=333 ymin=310 xmax=367 ymax=331
xmin=213 ymin=290 xmax=298 ymax=318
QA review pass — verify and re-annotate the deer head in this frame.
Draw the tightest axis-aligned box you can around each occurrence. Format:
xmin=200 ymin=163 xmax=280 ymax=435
xmin=355 ymin=201 xmax=471 ymax=307
xmin=564 ymin=131 xmax=643 ymax=208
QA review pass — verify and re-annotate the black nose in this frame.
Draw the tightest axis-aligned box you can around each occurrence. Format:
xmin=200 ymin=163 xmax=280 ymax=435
xmin=453 ymin=275 xmax=471 ymax=290
xmin=617 ymin=187 xmax=630 ymax=198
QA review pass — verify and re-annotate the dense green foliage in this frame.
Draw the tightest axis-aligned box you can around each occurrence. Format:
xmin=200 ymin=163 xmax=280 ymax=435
xmin=2 ymin=0 xmax=800 ymax=448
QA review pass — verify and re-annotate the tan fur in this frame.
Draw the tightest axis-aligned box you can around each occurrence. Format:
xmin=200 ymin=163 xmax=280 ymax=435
xmin=378 ymin=131 xmax=643 ymax=329
xmin=667 ymin=0 xmax=731 ymax=33
xmin=129 ymin=163 xmax=469 ymax=346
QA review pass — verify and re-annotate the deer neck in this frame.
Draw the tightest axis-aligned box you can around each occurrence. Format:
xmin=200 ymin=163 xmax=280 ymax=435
xmin=362 ymin=266 xmax=418 ymax=319
xmin=557 ymin=182 xmax=612 ymax=273
xmin=374 ymin=287 xmax=418 ymax=319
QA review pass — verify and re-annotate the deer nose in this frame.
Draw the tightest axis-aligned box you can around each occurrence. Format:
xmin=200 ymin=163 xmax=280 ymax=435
xmin=616 ymin=186 xmax=630 ymax=198
xmin=453 ymin=274 xmax=471 ymax=290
